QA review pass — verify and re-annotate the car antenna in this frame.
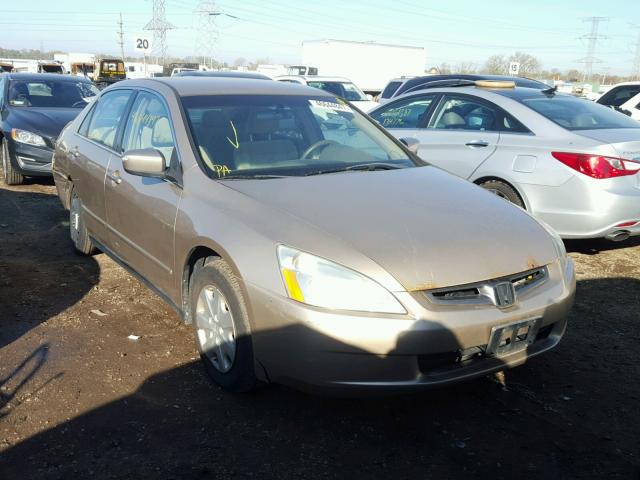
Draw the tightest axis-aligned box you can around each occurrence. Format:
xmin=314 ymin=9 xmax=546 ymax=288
xmin=541 ymin=85 xmax=557 ymax=96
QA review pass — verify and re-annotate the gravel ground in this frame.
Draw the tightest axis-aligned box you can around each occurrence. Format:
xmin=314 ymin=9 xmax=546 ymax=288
xmin=0 ymin=179 xmax=639 ymax=479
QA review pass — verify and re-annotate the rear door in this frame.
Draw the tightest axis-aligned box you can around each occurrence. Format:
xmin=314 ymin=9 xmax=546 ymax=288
xmin=104 ymin=90 xmax=182 ymax=296
xmin=418 ymin=93 xmax=500 ymax=178
xmin=69 ymin=89 xmax=133 ymax=244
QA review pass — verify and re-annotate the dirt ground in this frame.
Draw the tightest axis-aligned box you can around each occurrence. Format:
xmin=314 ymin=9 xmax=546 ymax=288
xmin=0 ymin=179 xmax=638 ymax=480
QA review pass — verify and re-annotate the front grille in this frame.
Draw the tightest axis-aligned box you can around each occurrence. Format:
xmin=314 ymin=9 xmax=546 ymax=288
xmin=425 ymin=266 xmax=548 ymax=307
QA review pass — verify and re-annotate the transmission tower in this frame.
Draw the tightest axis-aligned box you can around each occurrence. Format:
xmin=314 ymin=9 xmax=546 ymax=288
xmin=577 ymin=17 xmax=608 ymax=82
xmin=632 ymin=25 xmax=640 ymax=81
xmin=144 ymin=0 xmax=175 ymax=66
xmin=194 ymin=1 xmax=219 ymax=68
xmin=117 ymin=13 xmax=125 ymax=61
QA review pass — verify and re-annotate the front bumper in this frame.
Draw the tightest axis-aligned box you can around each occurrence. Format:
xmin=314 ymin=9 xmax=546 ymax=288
xmin=248 ymin=259 xmax=575 ymax=394
xmin=9 ymin=140 xmax=54 ymax=176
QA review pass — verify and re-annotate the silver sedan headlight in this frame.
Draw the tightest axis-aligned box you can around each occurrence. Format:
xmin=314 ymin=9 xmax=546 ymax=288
xmin=277 ymin=245 xmax=406 ymax=314
xmin=11 ymin=128 xmax=46 ymax=147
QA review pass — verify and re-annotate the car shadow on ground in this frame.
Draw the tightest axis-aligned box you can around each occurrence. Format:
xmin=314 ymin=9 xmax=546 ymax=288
xmin=565 ymin=236 xmax=640 ymax=255
xmin=0 ymin=186 xmax=100 ymax=348
xmin=0 ymin=278 xmax=638 ymax=479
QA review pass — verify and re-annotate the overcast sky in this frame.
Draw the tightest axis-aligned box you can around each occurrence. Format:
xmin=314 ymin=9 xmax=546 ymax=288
xmin=1 ymin=0 xmax=638 ymax=74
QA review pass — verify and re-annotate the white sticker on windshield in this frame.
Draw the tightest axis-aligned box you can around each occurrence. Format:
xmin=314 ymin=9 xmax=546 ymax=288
xmin=309 ymin=99 xmax=351 ymax=112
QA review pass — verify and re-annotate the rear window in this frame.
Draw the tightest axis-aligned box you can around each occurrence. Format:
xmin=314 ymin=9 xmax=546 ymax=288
xmin=381 ymin=81 xmax=402 ymax=99
xmin=520 ymin=95 xmax=640 ymax=130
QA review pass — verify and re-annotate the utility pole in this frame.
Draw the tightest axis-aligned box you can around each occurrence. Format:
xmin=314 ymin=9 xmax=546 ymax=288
xmin=144 ymin=0 xmax=174 ymax=66
xmin=631 ymin=24 xmax=640 ymax=81
xmin=117 ymin=13 xmax=125 ymax=61
xmin=194 ymin=1 xmax=219 ymax=68
xmin=577 ymin=17 xmax=608 ymax=83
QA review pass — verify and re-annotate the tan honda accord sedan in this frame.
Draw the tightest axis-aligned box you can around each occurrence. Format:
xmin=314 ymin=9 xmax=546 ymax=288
xmin=53 ymin=78 xmax=575 ymax=394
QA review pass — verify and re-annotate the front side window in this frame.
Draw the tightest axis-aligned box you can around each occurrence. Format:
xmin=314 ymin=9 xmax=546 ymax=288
xmin=183 ymin=95 xmax=414 ymax=179
xmin=370 ymin=95 xmax=435 ymax=129
xmin=521 ymin=95 xmax=640 ymax=130
xmin=8 ymin=80 xmax=99 ymax=108
xmin=307 ymin=81 xmax=367 ymax=101
xmin=431 ymin=95 xmax=501 ymax=131
xmin=121 ymin=92 xmax=176 ymax=167
xmin=85 ymin=90 xmax=132 ymax=148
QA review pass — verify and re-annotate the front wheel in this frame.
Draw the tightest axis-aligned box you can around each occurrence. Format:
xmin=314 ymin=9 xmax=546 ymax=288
xmin=479 ymin=180 xmax=524 ymax=209
xmin=69 ymin=189 xmax=96 ymax=255
xmin=2 ymin=138 xmax=24 ymax=185
xmin=190 ymin=257 xmax=258 ymax=393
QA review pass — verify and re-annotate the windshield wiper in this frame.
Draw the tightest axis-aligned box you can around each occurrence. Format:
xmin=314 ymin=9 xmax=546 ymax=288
xmin=305 ymin=163 xmax=403 ymax=176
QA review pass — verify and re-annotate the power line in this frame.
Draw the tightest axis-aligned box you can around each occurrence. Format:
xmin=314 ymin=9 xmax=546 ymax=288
xmin=577 ymin=16 xmax=608 ymax=82
xmin=144 ymin=0 xmax=175 ymax=65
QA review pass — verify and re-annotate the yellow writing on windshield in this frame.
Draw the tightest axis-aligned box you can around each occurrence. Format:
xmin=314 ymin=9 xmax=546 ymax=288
xmin=213 ymin=164 xmax=231 ymax=177
xmin=226 ymin=120 xmax=240 ymax=149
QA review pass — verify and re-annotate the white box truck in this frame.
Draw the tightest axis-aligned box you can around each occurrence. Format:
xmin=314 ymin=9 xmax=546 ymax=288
xmin=301 ymin=39 xmax=425 ymax=95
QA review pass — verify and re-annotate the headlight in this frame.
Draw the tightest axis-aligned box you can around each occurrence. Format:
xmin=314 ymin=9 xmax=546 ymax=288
xmin=11 ymin=129 xmax=46 ymax=147
xmin=277 ymin=245 xmax=406 ymax=314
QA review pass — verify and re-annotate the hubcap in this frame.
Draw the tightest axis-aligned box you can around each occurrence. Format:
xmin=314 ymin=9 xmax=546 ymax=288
xmin=70 ymin=195 xmax=80 ymax=243
xmin=195 ymin=285 xmax=237 ymax=373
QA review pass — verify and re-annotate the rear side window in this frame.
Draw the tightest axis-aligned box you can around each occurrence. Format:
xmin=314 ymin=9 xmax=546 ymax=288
xmin=121 ymin=92 xmax=176 ymax=167
xmin=522 ymin=95 xmax=640 ymax=130
xmin=431 ymin=96 xmax=501 ymax=132
xmin=84 ymin=90 xmax=132 ymax=148
xmin=370 ymin=95 xmax=435 ymax=129
xmin=598 ymin=85 xmax=640 ymax=107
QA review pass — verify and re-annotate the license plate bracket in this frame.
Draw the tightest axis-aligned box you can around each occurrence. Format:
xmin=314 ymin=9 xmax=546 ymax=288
xmin=486 ymin=318 xmax=541 ymax=357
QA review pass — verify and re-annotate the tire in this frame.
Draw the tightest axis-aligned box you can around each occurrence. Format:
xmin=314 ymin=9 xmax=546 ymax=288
xmin=2 ymin=138 xmax=24 ymax=185
xmin=479 ymin=179 xmax=525 ymax=209
xmin=190 ymin=256 xmax=257 ymax=393
xmin=69 ymin=188 xmax=96 ymax=255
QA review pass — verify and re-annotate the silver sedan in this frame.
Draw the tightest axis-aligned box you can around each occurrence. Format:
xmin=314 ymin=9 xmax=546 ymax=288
xmin=369 ymin=83 xmax=640 ymax=241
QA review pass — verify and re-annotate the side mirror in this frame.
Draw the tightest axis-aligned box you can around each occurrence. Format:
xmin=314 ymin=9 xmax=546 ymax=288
xmin=122 ymin=148 xmax=166 ymax=177
xmin=400 ymin=137 xmax=420 ymax=154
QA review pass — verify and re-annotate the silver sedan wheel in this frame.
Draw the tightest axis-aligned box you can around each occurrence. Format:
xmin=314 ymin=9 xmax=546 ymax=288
xmin=195 ymin=285 xmax=237 ymax=373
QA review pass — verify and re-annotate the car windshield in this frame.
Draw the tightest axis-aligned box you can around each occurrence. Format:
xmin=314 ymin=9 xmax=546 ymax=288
xmin=306 ymin=81 xmax=368 ymax=102
xmin=520 ymin=95 xmax=640 ymax=130
xmin=381 ymin=81 xmax=403 ymax=99
xmin=183 ymin=94 xmax=415 ymax=179
xmin=8 ymin=80 xmax=99 ymax=108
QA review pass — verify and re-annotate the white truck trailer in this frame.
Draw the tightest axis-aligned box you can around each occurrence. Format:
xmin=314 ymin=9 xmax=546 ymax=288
xmin=300 ymin=39 xmax=425 ymax=95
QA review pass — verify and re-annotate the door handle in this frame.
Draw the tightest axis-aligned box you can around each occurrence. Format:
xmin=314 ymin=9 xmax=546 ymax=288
xmin=70 ymin=146 xmax=80 ymax=158
xmin=106 ymin=170 xmax=122 ymax=185
xmin=465 ymin=140 xmax=489 ymax=148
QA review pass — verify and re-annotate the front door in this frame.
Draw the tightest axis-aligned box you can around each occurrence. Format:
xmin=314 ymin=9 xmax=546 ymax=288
xmin=104 ymin=91 xmax=182 ymax=296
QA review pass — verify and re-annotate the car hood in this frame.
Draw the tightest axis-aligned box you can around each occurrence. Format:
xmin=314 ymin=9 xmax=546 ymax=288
xmin=576 ymin=128 xmax=640 ymax=160
xmin=6 ymin=107 xmax=82 ymax=141
xmin=224 ymin=166 xmax=557 ymax=291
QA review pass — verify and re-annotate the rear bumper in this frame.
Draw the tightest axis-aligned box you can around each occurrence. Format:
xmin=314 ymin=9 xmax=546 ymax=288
xmin=524 ymin=175 xmax=640 ymax=239
xmin=248 ymin=259 xmax=575 ymax=394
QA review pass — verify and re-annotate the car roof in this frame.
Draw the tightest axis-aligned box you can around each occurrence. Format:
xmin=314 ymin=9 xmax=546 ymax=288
xmin=384 ymin=85 xmax=564 ymax=105
xmin=122 ymin=77 xmax=336 ymax=97
xmin=5 ymin=72 xmax=92 ymax=83
xmin=174 ymin=70 xmax=271 ymax=80
xmin=277 ymin=75 xmax=352 ymax=82
xmin=396 ymin=74 xmax=548 ymax=96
